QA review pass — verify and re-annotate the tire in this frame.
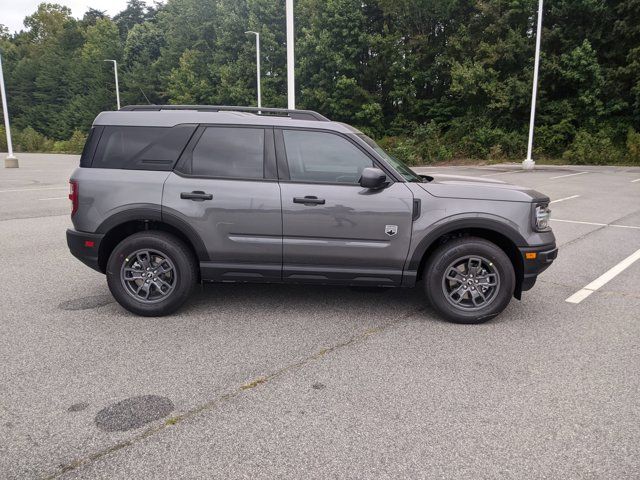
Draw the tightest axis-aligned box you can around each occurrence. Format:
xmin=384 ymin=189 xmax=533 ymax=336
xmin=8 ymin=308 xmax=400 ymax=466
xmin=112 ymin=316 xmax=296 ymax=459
xmin=424 ymin=237 xmax=515 ymax=324
xmin=106 ymin=231 xmax=197 ymax=316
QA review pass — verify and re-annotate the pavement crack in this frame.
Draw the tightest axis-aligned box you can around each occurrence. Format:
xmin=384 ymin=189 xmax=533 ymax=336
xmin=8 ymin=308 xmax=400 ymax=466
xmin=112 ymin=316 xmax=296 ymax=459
xmin=557 ymin=207 xmax=640 ymax=249
xmin=44 ymin=307 xmax=423 ymax=479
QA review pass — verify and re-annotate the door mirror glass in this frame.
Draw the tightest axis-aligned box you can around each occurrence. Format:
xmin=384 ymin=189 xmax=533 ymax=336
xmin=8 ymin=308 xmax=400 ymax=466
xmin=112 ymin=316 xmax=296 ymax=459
xmin=359 ymin=167 xmax=387 ymax=189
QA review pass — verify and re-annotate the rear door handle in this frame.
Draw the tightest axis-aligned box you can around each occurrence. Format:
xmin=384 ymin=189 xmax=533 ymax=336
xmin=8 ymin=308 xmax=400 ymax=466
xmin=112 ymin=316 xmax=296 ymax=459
xmin=180 ymin=191 xmax=213 ymax=201
xmin=293 ymin=196 xmax=326 ymax=205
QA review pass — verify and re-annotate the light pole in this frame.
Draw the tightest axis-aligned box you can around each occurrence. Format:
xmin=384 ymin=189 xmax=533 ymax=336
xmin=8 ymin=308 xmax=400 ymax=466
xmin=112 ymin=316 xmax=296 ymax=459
xmin=245 ymin=31 xmax=262 ymax=109
xmin=0 ymin=51 xmax=18 ymax=168
xmin=523 ymin=0 xmax=543 ymax=170
xmin=104 ymin=59 xmax=121 ymax=110
xmin=286 ymin=0 xmax=295 ymax=109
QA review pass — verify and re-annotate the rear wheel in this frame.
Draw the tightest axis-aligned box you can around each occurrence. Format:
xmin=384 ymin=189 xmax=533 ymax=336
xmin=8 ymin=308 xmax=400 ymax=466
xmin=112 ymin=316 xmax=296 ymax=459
xmin=424 ymin=237 xmax=515 ymax=324
xmin=106 ymin=231 xmax=197 ymax=316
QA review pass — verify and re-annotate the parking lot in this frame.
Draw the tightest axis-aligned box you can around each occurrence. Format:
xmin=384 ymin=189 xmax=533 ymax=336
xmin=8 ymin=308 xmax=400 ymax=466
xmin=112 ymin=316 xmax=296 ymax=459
xmin=1 ymin=153 xmax=639 ymax=479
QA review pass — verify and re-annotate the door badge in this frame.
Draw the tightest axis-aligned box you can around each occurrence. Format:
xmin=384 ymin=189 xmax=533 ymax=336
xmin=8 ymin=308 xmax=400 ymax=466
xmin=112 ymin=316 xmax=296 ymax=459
xmin=385 ymin=225 xmax=398 ymax=237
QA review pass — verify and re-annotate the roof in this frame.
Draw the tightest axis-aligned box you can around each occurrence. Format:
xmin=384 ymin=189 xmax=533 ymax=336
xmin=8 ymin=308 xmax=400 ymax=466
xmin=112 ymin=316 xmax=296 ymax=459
xmin=92 ymin=105 xmax=357 ymax=134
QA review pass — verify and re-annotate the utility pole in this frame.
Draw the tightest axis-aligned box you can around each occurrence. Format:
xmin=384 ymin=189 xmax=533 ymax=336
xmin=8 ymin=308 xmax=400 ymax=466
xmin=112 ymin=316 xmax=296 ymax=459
xmin=104 ymin=59 xmax=121 ymax=110
xmin=245 ymin=31 xmax=262 ymax=108
xmin=523 ymin=0 xmax=543 ymax=170
xmin=0 ymin=51 xmax=18 ymax=168
xmin=286 ymin=0 xmax=295 ymax=109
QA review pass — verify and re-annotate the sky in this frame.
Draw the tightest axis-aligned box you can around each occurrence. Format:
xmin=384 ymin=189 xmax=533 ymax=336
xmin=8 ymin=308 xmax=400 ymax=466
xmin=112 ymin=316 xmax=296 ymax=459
xmin=0 ymin=0 xmax=132 ymax=33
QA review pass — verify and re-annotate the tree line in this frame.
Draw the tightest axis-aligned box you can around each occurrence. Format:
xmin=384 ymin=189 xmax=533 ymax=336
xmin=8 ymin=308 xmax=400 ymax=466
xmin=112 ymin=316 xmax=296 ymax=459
xmin=0 ymin=0 xmax=639 ymax=164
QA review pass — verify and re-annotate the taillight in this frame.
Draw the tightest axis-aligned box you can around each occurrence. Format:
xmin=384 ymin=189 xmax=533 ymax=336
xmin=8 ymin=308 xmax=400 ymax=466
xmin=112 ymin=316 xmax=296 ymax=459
xmin=69 ymin=180 xmax=78 ymax=216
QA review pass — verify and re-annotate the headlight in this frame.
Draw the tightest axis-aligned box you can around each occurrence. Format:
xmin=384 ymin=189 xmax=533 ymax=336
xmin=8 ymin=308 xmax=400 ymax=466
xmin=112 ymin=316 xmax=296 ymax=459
xmin=533 ymin=203 xmax=551 ymax=231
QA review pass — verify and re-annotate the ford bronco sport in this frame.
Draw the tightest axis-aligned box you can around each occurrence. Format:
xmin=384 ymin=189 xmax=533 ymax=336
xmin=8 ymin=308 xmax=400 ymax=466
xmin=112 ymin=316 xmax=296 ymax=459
xmin=67 ymin=105 xmax=557 ymax=323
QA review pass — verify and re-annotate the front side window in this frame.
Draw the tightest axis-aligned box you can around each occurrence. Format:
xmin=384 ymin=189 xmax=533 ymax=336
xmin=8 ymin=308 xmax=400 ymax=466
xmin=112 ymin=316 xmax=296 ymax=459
xmin=191 ymin=127 xmax=265 ymax=179
xmin=283 ymin=130 xmax=373 ymax=184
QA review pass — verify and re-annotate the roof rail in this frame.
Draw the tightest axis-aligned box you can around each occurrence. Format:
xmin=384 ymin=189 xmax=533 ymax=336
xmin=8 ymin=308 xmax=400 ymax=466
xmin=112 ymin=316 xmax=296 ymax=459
xmin=119 ymin=105 xmax=330 ymax=122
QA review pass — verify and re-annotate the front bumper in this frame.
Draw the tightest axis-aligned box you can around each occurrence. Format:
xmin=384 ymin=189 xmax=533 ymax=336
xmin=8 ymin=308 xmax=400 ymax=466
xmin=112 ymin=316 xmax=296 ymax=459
xmin=66 ymin=229 xmax=104 ymax=273
xmin=518 ymin=243 xmax=558 ymax=291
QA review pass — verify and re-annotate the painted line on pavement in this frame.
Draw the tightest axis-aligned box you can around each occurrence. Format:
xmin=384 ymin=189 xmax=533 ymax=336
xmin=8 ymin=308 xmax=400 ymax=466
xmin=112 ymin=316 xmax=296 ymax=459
xmin=631 ymin=178 xmax=640 ymax=183
xmin=566 ymin=248 xmax=640 ymax=303
xmin=38 ymin=196 xmax=68 ymax=201
xmin=550 ymin=219 xmax=640 ymax=230
xmin=549 ymin=171 xmax=590 ymax=180
xmin=0 ymin=186 xmax=67 ymax=193
xmin=550 ymin=195 xmax=580 ymax=204
xmin=479 ymin=170 xmax=524 ymax=177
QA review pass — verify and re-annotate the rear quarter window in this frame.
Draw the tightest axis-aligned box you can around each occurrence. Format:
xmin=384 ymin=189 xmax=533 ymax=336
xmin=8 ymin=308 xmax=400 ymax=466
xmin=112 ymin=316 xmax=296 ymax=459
xmin=91 ymin=124 xmax=196 ymax=170
xmin=79 ymin=126 xmax=103 ymax=168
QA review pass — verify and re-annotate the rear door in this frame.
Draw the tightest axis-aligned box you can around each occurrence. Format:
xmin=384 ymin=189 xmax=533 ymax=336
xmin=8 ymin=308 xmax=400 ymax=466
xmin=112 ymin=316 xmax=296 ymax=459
xmin=276 ymin=128 xmax=414 ymax=286
xmin=162 ymin=125 xmax=282 ymax=281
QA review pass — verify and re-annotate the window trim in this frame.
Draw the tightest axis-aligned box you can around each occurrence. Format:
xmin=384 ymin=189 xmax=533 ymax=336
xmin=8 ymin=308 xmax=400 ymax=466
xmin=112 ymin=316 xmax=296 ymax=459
xmin=274 ymin=127 xmax=398 ymax=186
xmin=174 ymin=124 xmax=277 ymax=182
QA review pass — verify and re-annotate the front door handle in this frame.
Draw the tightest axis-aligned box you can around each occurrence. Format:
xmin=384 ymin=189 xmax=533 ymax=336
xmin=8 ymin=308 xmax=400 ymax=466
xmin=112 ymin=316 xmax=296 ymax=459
xmin=180 ymin=191 xmax=213 ymax=201
xmin=293 ymin=196 xmax=326 ymax=205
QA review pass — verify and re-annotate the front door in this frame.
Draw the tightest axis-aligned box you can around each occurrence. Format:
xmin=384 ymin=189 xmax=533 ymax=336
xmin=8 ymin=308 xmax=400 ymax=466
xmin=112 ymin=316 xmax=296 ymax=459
xmin=162 ymin=126 xmax=282 ymax=281
xmin=277 ymin=128 xmax=414 ymax=285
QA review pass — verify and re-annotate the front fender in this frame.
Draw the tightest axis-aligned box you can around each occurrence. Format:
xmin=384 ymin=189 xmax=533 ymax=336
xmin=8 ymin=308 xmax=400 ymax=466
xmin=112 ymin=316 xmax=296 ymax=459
xmin=405 ymin=213 xmax=528 ymax=274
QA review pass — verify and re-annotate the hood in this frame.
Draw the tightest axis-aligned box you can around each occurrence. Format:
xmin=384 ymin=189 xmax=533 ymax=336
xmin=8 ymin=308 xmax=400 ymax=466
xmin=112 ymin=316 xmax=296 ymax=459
xmin=418 ymin=174 xmax=549 ymax=203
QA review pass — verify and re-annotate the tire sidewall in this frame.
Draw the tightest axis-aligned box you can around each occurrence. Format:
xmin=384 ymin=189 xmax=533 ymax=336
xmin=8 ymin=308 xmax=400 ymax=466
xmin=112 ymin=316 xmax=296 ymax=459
xmin=106 ymin=232 xmax=196 ymax=316
xmin=425 ymin=238 xmax=515 ymax=324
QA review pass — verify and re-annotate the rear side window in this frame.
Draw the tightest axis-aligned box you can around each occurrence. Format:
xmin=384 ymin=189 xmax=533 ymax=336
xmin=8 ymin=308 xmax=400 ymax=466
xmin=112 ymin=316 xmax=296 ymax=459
xmin=92 ymin=125 xmax=196 ymax=170
xmin=79 ymin=126 xmax=103 ymax=168
xmin=191 ymin=127 xmax=265 ymax=179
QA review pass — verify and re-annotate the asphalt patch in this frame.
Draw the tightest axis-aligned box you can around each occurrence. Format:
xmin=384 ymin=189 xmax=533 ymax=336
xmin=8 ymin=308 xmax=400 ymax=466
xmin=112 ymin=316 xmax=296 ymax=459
xmin=67 ymin=402 xmax=89 ymax=413
xmin=59 ymin=295 xmax=113 ymax=311
xmin=94 ymin=396 xmax=174 ymax=432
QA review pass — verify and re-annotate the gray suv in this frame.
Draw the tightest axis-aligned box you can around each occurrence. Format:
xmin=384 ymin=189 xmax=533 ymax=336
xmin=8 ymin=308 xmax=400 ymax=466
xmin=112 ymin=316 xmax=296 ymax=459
xmin=67 ymin=105 xmax=557 ymax=323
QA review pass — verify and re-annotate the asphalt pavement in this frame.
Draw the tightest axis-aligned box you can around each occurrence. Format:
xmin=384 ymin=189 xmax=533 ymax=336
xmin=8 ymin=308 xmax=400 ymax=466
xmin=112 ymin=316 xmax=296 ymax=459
xmin=1 ymin=154 xmax=639 ymax=479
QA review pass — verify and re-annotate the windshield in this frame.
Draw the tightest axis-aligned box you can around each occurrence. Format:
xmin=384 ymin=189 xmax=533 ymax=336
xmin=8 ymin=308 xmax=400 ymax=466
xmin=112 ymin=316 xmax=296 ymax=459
xmin=356 ymin=134 xmax=423 ymax=182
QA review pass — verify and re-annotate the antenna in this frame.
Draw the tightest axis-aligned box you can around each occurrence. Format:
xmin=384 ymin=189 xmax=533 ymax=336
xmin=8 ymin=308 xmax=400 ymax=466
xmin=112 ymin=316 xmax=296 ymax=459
xmin=139 ymin=88 xmax=152 ymax=105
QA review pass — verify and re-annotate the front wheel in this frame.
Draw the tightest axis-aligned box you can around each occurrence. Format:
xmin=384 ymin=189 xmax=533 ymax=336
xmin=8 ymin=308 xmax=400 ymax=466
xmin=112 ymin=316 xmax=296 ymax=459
xmin=106 ymin=231 xmax=197 ymax=316
xmin=424 ymin=237 xmax=515 ymax=324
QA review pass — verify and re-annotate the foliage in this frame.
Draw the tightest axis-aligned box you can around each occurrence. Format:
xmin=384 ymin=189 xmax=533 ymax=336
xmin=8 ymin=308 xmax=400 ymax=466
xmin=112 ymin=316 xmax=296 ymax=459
xmin=52 ymin=130 xmax=87 ymax=153
xmin=0 ymin=0 xmax=639 ymax=163
xmin=626 ymin=128 xmax=640 ymax=165
xmin=562 ymin=129 xmax=623 ymax=165
xmin=0 ymin=125 xmax=6 ymax=151
xmin=15 ymin=126 xmax=54 ymax=152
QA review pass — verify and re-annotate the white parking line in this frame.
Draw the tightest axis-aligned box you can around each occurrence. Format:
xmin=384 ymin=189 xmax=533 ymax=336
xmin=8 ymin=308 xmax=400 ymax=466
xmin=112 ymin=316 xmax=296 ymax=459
xmin=632 ymin=178 xmax=640 ymax=183
xmin=0 ymin=186 xmax=67 ymax=193
xmin=38 ymin=196 xmax=68 ymax=201
xmin=549 ymin=171 xmax=590 ymax=180
xmin=550 ymin=219 xmax=640 ymax=230
xmin=479 ymin=170 xmax=523 ymax=177
xmin=550 ymin=195 xmax=580 ymax=204
xmin=566 ymin=248 xmax=640 ymax=303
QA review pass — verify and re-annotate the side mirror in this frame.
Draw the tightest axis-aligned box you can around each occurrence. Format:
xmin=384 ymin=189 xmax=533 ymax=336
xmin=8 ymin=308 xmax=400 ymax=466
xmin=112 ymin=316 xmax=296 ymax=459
xmin=359 ymin=167 xmax=387 ymax=190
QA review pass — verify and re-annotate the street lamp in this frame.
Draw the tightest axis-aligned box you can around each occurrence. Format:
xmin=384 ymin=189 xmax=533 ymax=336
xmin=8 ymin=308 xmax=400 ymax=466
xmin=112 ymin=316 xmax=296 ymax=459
xmin=523 ymin=0 xmax=544 ymax=170
xmin=0 ymin=51 xmax=18 ymax=168
xmin=286 ymin=0 xmax=295 ymax=109
xmin=104 ymin=59 xmax=121 ymax=110
xmin=245 ymin=31 xmax=262 ymax=109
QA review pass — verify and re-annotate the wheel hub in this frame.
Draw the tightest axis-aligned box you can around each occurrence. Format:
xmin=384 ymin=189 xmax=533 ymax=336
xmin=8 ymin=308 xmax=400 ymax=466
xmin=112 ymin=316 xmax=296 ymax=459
xmin=120 ymin=249 xmax=177 ymax=304
xmin=441 ymin=255 xmax=500 ymax=311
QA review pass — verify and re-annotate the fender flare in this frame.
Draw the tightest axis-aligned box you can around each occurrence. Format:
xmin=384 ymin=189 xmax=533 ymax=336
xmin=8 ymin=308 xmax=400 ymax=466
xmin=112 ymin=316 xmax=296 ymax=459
xmin=95 ymin=204 xmax=209 ymax=262
xmin=407 ymin=213 xmax=527 ymax=272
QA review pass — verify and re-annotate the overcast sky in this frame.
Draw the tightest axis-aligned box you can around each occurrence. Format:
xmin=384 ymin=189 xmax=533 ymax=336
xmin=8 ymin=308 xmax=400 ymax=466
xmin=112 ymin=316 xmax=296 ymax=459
xmin=0 ymin=0 xmax=133 ymax=33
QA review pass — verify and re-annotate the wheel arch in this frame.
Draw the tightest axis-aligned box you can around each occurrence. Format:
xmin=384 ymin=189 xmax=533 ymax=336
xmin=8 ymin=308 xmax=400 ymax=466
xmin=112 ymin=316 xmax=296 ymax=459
xmin=411 ymin=217 xmax=526 ymax=298
xmin=95 ymin=207 xmax=208 ymax=273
